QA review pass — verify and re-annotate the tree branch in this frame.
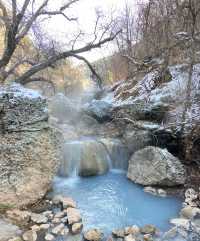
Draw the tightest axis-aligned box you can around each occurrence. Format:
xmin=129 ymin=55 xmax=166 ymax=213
xmin=15 ymin=30 xmax=121 ymax=84
xmin=71 ymin=54 xmax=103 ymax=89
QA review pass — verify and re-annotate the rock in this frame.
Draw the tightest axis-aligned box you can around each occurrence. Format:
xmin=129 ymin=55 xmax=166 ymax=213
xmin=6 ymin=209 xmax=31 ymax=225
xmin=157 ymin=188 xmax=167 ymax=197
xmin=162 ymin=227 xmax=177 ymax=240
xmin=61 ymin=227 xmax=69 ymax=236
xmin=52 ymin=223 xmax=65 ymax=235
xmin=8 ymin=237 xmax=22 ymax=241
xmin=111 ymin=100 xmax=169 ymax=123
xmin=22 ymin=230 xmax=37 ymax=241
xmin=45 ymin=233 xmax=55 ymax=241
xmin=62 ymin=197 xmax=76 ymax=208
xmin=78 ymin=140 xmax=110 ymax=176
xmin=43 ymin=211 xmax=53 ymax=218
xmin=84 ymin=229 xmax=103 ymax=241
xmin=143 ymin=187 xmax=157 ymax=196
xmin=124 ymin=226 xmax=140 ymax=236
xmin=84 ymin=100 xmax=112 ymax=122
xmin=52 ymin=195 xmax=76 ymax=208
xmin=66 ymin=207 xmax=81 ymax=224
xmin=170 ymin=218 xmax=190 ymax=229
xmin=31 ymin=225 xmax=40 ymax=231
xmin=72 ymin=222 xmax=83 ymax=234
xmin=127 ymin=146 xmax=186 ymax=186
xmin=52 ymin=195 xmax=63 ymax=205
xmin=0 ymin=84 xmax=62 ymax=207
xmin=40 ymin=223 xmax=50 ymax=230
xmin=143 ymin=234 xmax=153 ymax=241
xmin=180 ymin=206 xmax=200 ymax=219
xmin=31 ymin=213 xmax=48 ymax=224
xmin=51 ymin=223 xmax=65 ymax=235
xmin=185 ymin=188 xmax=198 ymax=205
xmin=54 ymin=211 xmax=65 ymax=219
xmin=61 ymin=216 xmax=68 ymax=223
xmin=143 ymin=187 xmax=167 ymax=197
xmin=106 ymin=236 xmax=114 ymax=241
xmin=124 ymin=234 xmax=136 ymax=241
xmin=140 ymin=225 xmax=156 ymax=235
xmin=112 ymin=229 xmax=125 ymax=238
xmin=52 ymin=217 xmax=60 ymax=224
xmin=123 ymin=129 xmax=152 ymax=154
xmin=0 ymin=219 xmax=21 ymax=241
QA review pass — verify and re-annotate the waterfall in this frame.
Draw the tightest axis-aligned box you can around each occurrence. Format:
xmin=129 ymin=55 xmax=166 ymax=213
xmin=59 ymin=141 xmax=82 ymax=177
xmin=59 ymin=138 xmax=130 ymax=177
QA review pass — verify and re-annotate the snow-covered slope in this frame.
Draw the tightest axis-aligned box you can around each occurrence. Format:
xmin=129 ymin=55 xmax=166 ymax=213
xmin=102 ymin=64 xmax=200 ymax=131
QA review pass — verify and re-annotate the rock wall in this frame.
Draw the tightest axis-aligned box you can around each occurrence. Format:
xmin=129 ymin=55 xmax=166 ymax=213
xmin=0 ymin=84 xmax=62 ymax=207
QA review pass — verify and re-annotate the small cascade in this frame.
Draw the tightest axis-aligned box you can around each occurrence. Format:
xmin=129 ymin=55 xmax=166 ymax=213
xmin=96 ymin=138 xmax=130 ymax=171
xmin=59 ymin=137 xmax=131 ymax=177
xmin=59 ymin=138 xmax=111 ymax=177
xmin=59 ymin=141 xmax=82 ymax=177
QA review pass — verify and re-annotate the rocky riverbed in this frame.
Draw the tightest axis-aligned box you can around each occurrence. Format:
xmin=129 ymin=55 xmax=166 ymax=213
xmin=1 ymin=187 xmax=200 ymax=241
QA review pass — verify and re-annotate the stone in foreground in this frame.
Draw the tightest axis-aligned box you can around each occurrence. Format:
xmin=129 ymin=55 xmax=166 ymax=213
xmin=140 ymin=225 xmax=156 ymax=235
xmin=127 ymin=146 xmax=186 ymax=186
xmin=66 ymin=207 xmax=81 ymax=224
xmin=84 ymin=229 xmax=103 ymax=241
xmin=22 ymin=230 xmax=37 ymax=241
xmin=45 ymin=233 xmax=55 ymax=241
xmin=72 ymin=222 xmax=83 ymax=234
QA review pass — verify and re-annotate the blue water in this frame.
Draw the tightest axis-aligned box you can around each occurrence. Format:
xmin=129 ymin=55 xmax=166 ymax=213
xmin=52 ymin=170 xmax=182 ymax=235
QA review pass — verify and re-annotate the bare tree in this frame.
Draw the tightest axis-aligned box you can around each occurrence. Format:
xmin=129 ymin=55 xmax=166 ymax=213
xmin=0 ymin=0 xmax=120 ymax=88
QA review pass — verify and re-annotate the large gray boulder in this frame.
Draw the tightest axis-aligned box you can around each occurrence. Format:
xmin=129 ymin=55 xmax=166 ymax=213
xmin=0 ymin=84 xmax=62 ymax=207
xmin=127 ymin=146 xmax=186 ymax=186
xmin=84 ymin=99 xmax=112 ymax=122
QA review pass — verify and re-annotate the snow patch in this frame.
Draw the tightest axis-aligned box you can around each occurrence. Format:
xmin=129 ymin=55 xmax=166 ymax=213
xmin=0 ymin=83 xmax=44 ymax=100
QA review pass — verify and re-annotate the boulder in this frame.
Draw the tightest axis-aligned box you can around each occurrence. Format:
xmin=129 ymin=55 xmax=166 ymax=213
xmin=112 ymin=100 xmax=169 ymax=123
xmin=123 ymin=129 xmax=152 ymax=154
xmin=127 ymin=146 xmax=186 ymax=186
xmin=0 ymin=84 xmax=62 ymax=207
xmin=84 ymin=100 xmax=112 ymax=122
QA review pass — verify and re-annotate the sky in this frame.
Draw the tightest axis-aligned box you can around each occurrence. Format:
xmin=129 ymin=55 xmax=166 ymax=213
xmin=35 ymin=0 xmax=137 ymax=62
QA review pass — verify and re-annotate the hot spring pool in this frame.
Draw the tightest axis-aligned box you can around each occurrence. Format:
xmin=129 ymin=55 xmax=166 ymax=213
xmin=52 ymin=170 xmax=182 ymax=235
